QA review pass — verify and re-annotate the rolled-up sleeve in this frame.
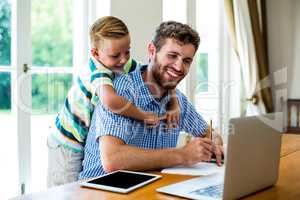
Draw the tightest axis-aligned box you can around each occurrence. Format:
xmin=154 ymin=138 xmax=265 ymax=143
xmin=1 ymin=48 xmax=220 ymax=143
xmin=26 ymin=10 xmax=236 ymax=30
xmin=177 ymin=90 xmax=208 ymax=137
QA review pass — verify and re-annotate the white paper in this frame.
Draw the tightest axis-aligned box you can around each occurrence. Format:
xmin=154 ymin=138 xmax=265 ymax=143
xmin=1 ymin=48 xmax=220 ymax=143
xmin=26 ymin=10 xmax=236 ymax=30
xmin=161 ymin=162 xmax=224 ymax=176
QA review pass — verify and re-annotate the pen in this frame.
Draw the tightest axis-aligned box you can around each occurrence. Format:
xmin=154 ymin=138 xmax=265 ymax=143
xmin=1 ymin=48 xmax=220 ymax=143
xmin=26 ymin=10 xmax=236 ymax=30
xmin=207 ymin=158 xmax=224 ymax=164
xmin=208 ymin=119 xmax=225 ymax=164
xmin=206 ymin=119 xmax=212 ymax=139
xmin=209 ymin=119 xmax=212 ymax=140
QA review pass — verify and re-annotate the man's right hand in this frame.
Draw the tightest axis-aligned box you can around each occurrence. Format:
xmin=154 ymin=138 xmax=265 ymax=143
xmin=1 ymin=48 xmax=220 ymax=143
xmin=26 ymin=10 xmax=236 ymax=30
xmin=180 ymin=137 xmax=213 ymax=166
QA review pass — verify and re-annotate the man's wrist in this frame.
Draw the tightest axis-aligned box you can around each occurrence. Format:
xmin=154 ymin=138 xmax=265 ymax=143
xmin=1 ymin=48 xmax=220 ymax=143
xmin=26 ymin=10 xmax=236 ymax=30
xmin=172 ymin=148 xmax=186 ymax=166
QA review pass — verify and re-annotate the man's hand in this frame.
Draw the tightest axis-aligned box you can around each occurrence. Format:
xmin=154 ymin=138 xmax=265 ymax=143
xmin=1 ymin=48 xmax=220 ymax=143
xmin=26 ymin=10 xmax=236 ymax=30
xmin=211 ymin=132 xmax=224 ymax=166
xmin=213 ymin=144 xmax=224 ymax=166
xmin=213 ymin=133 xmax=223 ymax=146
xmin=180 ymin=137 xmax=213 ymax=166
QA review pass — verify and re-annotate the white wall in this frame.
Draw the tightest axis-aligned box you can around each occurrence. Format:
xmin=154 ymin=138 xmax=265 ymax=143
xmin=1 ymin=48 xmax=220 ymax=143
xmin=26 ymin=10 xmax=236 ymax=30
xmin=110 ymin=0 xmax=162 ymax=63
xmin=267 ymin=0 xmax=300 ymax=100
xmin=291 ymin=0 xmax=300 ymax=98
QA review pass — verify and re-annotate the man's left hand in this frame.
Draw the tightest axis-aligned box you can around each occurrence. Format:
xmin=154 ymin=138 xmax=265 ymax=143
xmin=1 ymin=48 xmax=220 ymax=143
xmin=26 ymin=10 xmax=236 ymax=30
xmin=212 ymin=133 xmax=224 ymax=166
xmin=213 ymin=144 xmax=224 ymax=166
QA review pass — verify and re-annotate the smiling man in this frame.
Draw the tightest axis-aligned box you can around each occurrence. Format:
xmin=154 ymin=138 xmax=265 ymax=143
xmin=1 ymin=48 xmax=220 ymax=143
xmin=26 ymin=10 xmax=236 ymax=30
xmin=79 ymin=21 xmax=223 ymax=179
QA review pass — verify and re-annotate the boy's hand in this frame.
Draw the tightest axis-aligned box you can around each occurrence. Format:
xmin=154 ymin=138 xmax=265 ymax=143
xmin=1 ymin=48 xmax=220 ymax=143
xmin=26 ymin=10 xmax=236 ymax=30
xmin=143 ymin=112 xmax=161 ymax=127
xmin=166 ymin=110 xmax=180 ymax=129
xmin=166 ymin=91 xmax=180 ymax=129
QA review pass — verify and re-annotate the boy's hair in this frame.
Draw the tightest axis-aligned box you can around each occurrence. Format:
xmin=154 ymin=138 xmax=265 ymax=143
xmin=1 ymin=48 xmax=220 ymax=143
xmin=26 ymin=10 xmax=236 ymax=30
xmin=152 ymin=21 xmax=200 ymax=52
xmin=89 ymin=16 xmax=129 ymax=49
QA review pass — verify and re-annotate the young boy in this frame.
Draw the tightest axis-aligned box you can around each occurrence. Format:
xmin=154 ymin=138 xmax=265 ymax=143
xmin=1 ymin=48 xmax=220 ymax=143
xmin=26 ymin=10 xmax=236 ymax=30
xmin=47 ymin=16 xmax=179 ymax=187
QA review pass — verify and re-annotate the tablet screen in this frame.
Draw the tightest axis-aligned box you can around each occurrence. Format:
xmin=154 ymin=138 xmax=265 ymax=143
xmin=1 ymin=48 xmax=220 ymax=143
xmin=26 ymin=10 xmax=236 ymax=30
xmin=87 ymin=171 xmax=157 ymax=189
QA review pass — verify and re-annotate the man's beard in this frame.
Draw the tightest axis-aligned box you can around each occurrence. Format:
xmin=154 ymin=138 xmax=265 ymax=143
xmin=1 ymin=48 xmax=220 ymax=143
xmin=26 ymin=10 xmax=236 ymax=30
xmin=152 ymin=56 xmax=181 ymax=90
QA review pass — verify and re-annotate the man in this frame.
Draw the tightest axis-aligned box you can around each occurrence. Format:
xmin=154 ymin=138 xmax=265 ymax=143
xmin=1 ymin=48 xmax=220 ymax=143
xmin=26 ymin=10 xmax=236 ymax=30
xmin=79 ymin=21 xmax=223 ymax=179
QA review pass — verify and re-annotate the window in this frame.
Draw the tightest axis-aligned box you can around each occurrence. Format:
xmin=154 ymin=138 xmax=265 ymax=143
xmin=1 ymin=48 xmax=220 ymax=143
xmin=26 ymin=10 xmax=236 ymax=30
xmin=193 ymin=0 xmax=222 ymax=126
xmin=163 ymin=0 xmax=240 ymax=132
xmin=0 ymin=0 xmax=109 ymax=197
xmin=30 ymin=0 xmax=73 ymax=192
xmin=0 ymin=1 xmax=19 ymax=199
xmin=194 ymin=0 xmax=241 ymax=133
xmin=0 ymin=0 xmax=12 ymax=109
xmin=196 ymin=53 xmax=209 ymax=92
xmin=163 ymin=0 xmax=221 ymax=123
xmin=31 ymin=0 xmax=73 ymax=112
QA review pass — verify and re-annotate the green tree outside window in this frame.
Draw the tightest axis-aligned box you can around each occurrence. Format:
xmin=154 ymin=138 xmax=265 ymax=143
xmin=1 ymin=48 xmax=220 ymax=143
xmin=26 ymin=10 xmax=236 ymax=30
xmin=0 ymin=0 xmax=11 ymax=66
xmin=31 ymin=0 xmax=73 ymax=112
xmin=196 ymin=53 xmax=208 ymax=93
xmin=0 ymin=0 xmax=74 ymax=113
xmin=0 ymin=0 xmax=11 ymax=111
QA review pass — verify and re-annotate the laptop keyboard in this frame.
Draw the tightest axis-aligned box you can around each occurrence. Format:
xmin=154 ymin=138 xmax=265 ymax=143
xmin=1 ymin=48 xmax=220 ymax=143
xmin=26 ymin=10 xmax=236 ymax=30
xmin=189 ymin=184 xmax=224 ymax=198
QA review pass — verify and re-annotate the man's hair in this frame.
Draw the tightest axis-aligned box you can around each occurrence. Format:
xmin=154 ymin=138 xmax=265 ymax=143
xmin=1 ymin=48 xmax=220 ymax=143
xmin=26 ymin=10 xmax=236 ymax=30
xmin=89 ymin=16 xmax=129 ymax=49
xmin=152 ymin=21 xmax=200 ymax=52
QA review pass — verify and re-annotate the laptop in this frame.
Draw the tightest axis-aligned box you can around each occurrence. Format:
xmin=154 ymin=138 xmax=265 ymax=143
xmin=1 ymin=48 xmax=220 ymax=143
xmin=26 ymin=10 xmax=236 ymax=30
xmin=157 ymin=113 xmax=283 ymax=200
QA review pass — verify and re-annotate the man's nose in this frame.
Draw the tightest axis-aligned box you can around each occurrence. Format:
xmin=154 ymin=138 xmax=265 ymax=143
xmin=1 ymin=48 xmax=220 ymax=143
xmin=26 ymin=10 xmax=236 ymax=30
xmin=173 ymin=59 xmax=184 ymax=72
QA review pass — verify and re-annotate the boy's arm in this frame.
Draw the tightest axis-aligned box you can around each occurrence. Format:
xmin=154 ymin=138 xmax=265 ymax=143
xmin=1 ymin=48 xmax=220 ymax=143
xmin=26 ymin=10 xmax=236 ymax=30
xmin=96 ymin=85 xmax=160 ymax=125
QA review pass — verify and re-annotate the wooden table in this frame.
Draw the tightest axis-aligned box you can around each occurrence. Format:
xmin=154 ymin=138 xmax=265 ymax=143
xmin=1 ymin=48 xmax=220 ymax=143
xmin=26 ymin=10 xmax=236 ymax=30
xmin=12 ymin=134 xmax=300 ymax=200
xmin=242 ymin=150 xmax=300 ymax=200
xmin=280 ymin=133 xmax=300 ymax=157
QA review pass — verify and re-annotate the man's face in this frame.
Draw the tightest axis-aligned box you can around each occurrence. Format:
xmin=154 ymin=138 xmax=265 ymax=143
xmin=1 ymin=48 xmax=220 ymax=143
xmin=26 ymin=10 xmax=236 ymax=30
xmin=151 ymin=38 xmax=196 ymax=90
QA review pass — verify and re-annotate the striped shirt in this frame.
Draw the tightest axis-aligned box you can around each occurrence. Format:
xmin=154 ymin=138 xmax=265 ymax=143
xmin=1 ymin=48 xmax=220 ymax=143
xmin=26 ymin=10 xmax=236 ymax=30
xmin=79 ymin=65 xmax=208 ymax=179
xmin=52 ymin=57 xmax=139 ymax=152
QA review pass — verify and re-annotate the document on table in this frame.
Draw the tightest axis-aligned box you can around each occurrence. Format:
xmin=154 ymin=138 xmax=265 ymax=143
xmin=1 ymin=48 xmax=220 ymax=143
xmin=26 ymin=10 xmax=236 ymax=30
xmin=161 ymin=162 xmax=224 ymax=176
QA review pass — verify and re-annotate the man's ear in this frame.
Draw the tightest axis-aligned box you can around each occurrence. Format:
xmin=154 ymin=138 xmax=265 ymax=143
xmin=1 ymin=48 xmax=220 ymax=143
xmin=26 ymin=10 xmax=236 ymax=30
xmin=147 ymin=42 xmax=156 ymax=61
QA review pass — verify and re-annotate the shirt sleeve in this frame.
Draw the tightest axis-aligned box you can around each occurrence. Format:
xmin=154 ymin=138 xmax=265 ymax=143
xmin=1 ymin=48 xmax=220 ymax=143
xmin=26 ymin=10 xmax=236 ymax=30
xmin=89 ymin=65 xmax=115 ymax=106
xmin=93 ymin=75 xmax=135 ymax=143
xmin=90 ymin=66 xmax=114 ymax=88
xmin=177 ymin=90 xmax=208 ymax=137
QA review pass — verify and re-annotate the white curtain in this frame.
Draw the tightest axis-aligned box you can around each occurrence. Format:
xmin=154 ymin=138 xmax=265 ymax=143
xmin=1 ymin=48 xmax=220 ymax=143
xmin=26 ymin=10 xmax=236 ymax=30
xmin=230 ymin=0 xmax=270 ymax=116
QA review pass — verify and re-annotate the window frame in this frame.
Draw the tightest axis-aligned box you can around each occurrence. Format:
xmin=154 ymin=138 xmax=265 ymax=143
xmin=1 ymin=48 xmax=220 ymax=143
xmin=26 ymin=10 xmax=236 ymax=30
xmin=7 ymin=0 xmax=105 ymax=196
xmin=187 ymin=0 xmax=233 ymax=132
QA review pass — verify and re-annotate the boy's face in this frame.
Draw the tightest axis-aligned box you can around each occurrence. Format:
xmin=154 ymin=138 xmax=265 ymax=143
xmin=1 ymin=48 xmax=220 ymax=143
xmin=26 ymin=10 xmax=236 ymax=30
xmin=149 ymin=38 xmax=196 ymax=90
xmin=93 ymin=34 xmax=131 ymax=73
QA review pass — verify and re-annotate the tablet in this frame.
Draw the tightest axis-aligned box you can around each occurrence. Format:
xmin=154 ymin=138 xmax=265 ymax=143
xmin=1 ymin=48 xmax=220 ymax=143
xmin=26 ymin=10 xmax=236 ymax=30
xmin=80 ymin=170 xmax=161 ymax=193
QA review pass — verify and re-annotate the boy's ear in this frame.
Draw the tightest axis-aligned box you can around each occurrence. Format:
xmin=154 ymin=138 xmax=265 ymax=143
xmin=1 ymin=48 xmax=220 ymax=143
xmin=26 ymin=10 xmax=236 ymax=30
xmin=91 ymin=48 xmax=99 ymax=58
xmin=147 ymin=42 xmax=156 ymax=61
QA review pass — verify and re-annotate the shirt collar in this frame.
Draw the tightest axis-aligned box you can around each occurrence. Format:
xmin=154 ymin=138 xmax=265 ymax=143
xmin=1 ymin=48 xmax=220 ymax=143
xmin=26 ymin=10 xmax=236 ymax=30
xmin=132 ymin=65 xmax=171 ymax=107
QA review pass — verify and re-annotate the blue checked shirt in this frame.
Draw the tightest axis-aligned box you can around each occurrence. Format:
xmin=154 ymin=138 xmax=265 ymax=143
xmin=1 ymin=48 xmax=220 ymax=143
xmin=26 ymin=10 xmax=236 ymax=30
xmin=79 ymin=65 xmax=208 ymax=179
